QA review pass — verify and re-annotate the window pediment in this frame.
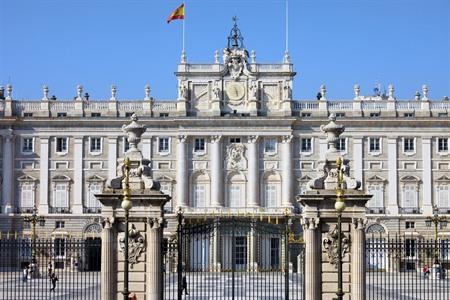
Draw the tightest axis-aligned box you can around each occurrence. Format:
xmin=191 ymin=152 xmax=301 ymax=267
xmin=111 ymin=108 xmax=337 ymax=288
xmin=366 ymin=175 xmax=386 ymax=183
xmin=52 ymin=175 xmax=72 ymax=183
xmin=436 ymin=175 xmax=450 ymax=183
xmin=17 ymin=174 xmax=38 ymax=183
xmin=155 ymin=175 xmax=175 ymax=183
xmin=86 ymin=174 xmax=106 ymax=183
xmin=297 ymin=175 xmax=312 ymax=182
xmin=400 ymin=175 xmax=421 ymax=183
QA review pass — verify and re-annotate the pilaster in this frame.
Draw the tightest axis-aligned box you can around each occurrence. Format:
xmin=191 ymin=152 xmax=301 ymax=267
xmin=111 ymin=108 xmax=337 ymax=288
xmin=281 ymin=135 xmax=293 ymax=207
xmin=2 ymin=132 xmax=14 ymax=213
xmin=422 ymin=138 xmax=433 ymax=214
xmin=146 ymin=217 xmax=164 ymax=300
xmin=353 ymin=138 xmax=363 ymax=189
xmin=210 ymin=135 xmax=223 ymax=207
xmin=108 ymin=137 xmax=118 ymax=182
xmin=176 ymin=135 xmax=188 ymax=207
xmin=302 ymin=217 xmax=320 ymax=300
xmin=73 ymin=137 xmax=84 ymax=214
xmin=351 ymin=218 xmax=366 ymax=300
xmin=247 ymin=136 xmax=259 ymax=207
xmin=39 ymin=137 xmax=49 ymax=214
xmin=101 ymin=218 xmax=117 ymax=300
xmin=387 ymin=138 xmax=399 ymax=214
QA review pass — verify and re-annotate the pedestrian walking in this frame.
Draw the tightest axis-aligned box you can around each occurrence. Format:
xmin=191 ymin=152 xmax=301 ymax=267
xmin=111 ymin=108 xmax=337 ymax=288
xmin=423 ymin=265 xmax=430 ymax=278
xmin=22 ymin=267 xmax=28 ymax=283
xmin=181 ymin=275 xmax=189 ymax=295
xmin=47 ymin=262 xmax=52 ymax=277
xmin=50 ymin=273 xmax=58 ymax=292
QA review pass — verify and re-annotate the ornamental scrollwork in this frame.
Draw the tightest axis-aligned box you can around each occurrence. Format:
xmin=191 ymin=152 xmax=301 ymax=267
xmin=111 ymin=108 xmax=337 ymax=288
xmin=119 ymin=224 xmax=145 ymax=268
xmin=322 ymin=224 xmax=350 ymax=267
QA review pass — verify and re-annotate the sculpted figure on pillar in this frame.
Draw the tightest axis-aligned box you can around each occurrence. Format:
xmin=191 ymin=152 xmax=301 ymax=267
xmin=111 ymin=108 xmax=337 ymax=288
xmin=301 ymin=217 xmax=320 ymax=230
xmin=210 ymin=135 xmax=222 ymax=144
xmin=281 ymin=135 xmax=293 ymax=144
xmin=212 ymin=81 xmax=221 ymax=100
xmin=177 ymin=135 xmax=187 ymax=144
xmin=247 ymin=135 xmax=259 ymax=144
xmin=178 ymin=81 xmax=188 ymax=100
xmin=352 ymin=218 xmax=367 ymax=230
xmin=249 ymin=81 xmax=258 ymax=100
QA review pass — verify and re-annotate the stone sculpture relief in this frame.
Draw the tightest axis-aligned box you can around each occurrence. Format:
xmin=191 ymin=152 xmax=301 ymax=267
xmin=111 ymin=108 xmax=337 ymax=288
xmin=119 ymin=224 xmax=145 ymax=268
xmin=226 ymin=143 xmax=246 ymax=170
xmin=322 ymin=224 xmax=350 ymax=267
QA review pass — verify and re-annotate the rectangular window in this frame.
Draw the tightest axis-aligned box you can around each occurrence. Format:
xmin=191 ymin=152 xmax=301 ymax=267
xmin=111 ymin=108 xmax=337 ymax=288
xmin=270 ymin=238 xmax=280 ymax=268
xmin=161 ymin=183 xmax=172 ymax=211
xmin=54 ymin=184 xmax=68 ymax=208
xmin=438 ymin=138 xmax=448 ymax=152
xmin=230 ymin=137 xmax=241 ymax=144
xmin=438 ymin=113 xmax=448 ymax=118
xmin=193 ymin=185 xmax=205 ymax=208
xmin=438 ymin=186 xmax=450 ymax=208
xmin=22 ymin=138 xmax=33 ymax=153
xmin=91 ymin=113 xmax=101 ymax=117
xmin=405 ymin=221 xmax=415 ymax=229
xmin=57 ymin=112 xmax=67 ymax=118
xmin=158 ymin=137 xmax=170 ymax=153
xmin=124 ymin=138 xmax=130 ymax=153
xmin=56 ymin=137 xmax=68 ymax=153
xmin=125 ymin=112 xmax=133 ymax=117
xmin=367 ymin=185 xmax=383 ymax=208
xmin=90 ymin=137 xmax=102 ymax=153
xmin=336 ymin=138 xmax=346 ymax=151
xmin=403 ymin=185 xmax=417 ymax=208
xmin=301 ymin=138 xmax=312 ymax=152
xmin=55 ymin=221 xmax=65 ymax=229
xmin=20 ymin=184 xmax=34 ymax=208
xmin=369 ymin=112 xmax=380 ymax=118
xmin=404 ymin=112 xmax=414 ymax=118
xmin=301 ymin=113 xmax=311 ymax=118
xmin=264 ymin=138 xmax=277 ymax=153
xmin=336 ymin=113 xmax=345 ymax=118
xmin=235 ymin=237 xmax=248 ymax=268
xmin=194 ymin=138 xmax=205 ymax=153
xmin=265 ymin=184 xmax=277 ymax=207
xmin=54 ymin=238 xmax=66 ymax=257
xmin=369 ymin=138 xmax=381 ymax=152
xmin=24 ymin=112 xmax=33 ymax=117
xmin=404 ymin=138 xmax=415 ymax=152
xmin=405 ymin=239 xmax=416 ymax=258
xmin=87 ymin=184 xmax=102 ymax=208
xmin=159 ymin=113 xmax=169 ymax=118
xmin=229 ymin=185 xmax=241 ymax=207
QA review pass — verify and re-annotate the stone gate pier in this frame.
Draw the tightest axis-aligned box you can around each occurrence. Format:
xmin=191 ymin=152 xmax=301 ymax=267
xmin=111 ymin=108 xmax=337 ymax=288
xmin=97 ymin=114 xmax=170 ymax=300
xmin=298 ymin=114 xmax=371 ymax=300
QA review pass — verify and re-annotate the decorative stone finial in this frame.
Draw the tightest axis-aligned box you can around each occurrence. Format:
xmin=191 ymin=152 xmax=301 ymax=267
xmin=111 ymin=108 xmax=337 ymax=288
xmin=250 ymin=50 xmax=256 ymax=63
xmin=180 ymin=51 xmax=187 ymax=64
xmin=307 ymin=113 xmax=360 ymax=190
xmin=214 ymin=50 xmax=220 ymax=64
xmin=144 ymin=84 xmax=151 ymax=100
xmin=76 ymin=85 xmax=83 ymax=101
xmin=320 ymin=84 xmax=327 ymax=101
xmin=443 ymin=96 xmax=449 ymax=102
xmin=388 ymin=84 xmax=395 ymax=100
xmin=414 ymin=91 xmax=420 ymax=101
xmin=5 ymin=84 xmax=12 ymax=100
xmin=422 ymin=84 xmax=429 ymax=101
xmin=110 ymin=85 xmax=117 ymax=101
xmin=353 ymin=84 xmax=360 ymax=100
xmin=108 ymin=114 xmax=158 ymax=190
xmin=42 ymin=85 xmax=49 ymax=101
xmin=283 ymin=50 xmax=291 ymax=64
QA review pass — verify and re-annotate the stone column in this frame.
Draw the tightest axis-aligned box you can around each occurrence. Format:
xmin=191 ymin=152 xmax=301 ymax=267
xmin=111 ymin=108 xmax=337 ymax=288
xmin=2 ymin=133 xmax=14 ymax=213
xmin=247 ymin=136 xmax=259 ymax=207
xmin=210 ymin=135 xmax=223 ymax=207
xmin=302 ymin=217 xmax=320 ymax=300
xmin=101 ymin=218 xmax=116 ymax=300
xmin=387 ymin=138 xmax=399 ymax=214
xmin=39 ymin=137 xmax=49 ymax=214
xmin=211 ymin=222 xmax=221 ymax=272
xmin=351 ymin=218 xmax=366 ymax=300
xmin=176 ymin=135 xmax=188 ymax=207
xmin=248 ymin=223 xmax=258 ymax=271
xmin=107 ymin=137 xmax=118 ymax=182
xmin=281 ymin=135 xmax=293 ymax=207
xmin=146 ymin=217 xmax=163 ymax=300
xmin=73 ymin=137 xmax=84 ymax=214
xmin=422 ymin=138 xmax=433 ymax=215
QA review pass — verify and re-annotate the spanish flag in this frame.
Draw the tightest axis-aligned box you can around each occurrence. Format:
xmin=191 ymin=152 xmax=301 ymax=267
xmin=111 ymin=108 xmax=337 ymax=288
xmin=167 ymin=3 xmax=185 ymax=23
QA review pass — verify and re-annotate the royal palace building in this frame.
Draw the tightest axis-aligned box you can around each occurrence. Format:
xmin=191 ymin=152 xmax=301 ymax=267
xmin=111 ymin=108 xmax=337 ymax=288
xmin=1 ymin=24 xmax=450 ymax=250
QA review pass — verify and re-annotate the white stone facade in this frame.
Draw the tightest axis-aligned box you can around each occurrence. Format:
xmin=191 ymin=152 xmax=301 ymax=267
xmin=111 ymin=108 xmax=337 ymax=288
xmin=1 ymin=34 xmax=450 ymax=240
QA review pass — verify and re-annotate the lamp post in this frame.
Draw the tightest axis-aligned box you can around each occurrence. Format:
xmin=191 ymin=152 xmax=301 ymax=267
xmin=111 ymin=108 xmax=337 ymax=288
xmin=121 ymin=157 xmax=132 ymax=300
xmin=23 ymin=206 xmax=45 ymax=263
xmin=425 ymin=206 xmax=447 ymax=264
xmin=335 ymin=157 xmax=346 ymax=300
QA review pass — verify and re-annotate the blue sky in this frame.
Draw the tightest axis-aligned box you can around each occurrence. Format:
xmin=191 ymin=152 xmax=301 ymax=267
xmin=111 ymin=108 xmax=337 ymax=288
xmin=1 ymin=0 xmax=449 ymax=100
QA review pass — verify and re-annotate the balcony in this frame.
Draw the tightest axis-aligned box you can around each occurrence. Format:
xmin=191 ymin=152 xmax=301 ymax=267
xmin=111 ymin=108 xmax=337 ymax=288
xmin=437 ymin=207 xmax=450 ymax=214
xmin=16 ymin=207 xmax=35 ymax=214
xmin=49 ymin=207 xmax=71 ymax=214
xmin=83 ymin=207 xmax=102 ymax=214
xmin=366 ymin=207 xmax=386 ymax=214
xmin=399 ymin=207 xmax=421 ymax=214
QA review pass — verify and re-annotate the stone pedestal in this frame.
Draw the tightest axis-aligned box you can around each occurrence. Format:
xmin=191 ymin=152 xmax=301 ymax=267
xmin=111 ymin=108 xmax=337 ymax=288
xmin=299 ymin=191 xmax=371 ymax=300
xmin=97 ymin=190 xmax=169 ymax=300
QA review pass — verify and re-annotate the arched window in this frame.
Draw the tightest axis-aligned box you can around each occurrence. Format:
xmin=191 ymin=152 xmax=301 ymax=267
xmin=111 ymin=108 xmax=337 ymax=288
xmin=227 ymin=172 xmax=246 ymax=207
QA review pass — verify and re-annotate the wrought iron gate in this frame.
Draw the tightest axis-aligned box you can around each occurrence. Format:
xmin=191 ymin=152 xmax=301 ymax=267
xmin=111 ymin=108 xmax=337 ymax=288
xmin=0 ymin=235 xmax=101 ymax=299
xmin=163 ymin=214 xmax=305 ymax=299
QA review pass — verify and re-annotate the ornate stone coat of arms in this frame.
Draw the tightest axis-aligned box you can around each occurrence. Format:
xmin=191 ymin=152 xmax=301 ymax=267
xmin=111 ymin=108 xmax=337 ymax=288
xmin=226 ymin=143 xmax=247 ymax=170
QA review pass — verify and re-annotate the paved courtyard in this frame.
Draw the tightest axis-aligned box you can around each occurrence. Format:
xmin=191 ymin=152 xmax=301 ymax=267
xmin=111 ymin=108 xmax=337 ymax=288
xmin=0 ymin=271 xmax=100 ymax=300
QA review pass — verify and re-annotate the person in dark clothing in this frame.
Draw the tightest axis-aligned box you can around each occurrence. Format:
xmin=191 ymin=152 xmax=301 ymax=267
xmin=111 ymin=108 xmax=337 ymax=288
xmin=50 ymin=273 xmax=58 ymax=292
xmin=181 ymin=276 xmax=189 ymax=295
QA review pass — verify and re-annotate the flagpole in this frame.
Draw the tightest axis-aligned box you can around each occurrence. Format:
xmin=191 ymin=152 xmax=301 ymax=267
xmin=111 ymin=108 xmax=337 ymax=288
xmin=285 ymin=0 xmax=289 ymax=53
xmin=182 ymin=0 xmax=186 ymax=53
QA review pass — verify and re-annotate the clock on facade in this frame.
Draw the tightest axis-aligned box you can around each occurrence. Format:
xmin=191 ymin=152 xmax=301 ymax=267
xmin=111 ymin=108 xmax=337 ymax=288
xmin=226 ymin=82 xmax=245 ymax=100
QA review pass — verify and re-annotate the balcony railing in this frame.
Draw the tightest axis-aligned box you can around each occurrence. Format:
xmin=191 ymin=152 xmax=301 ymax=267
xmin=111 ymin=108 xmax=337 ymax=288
xmin=366 ymin=207 xmax=386 ymax=214
xmin=83 ymin=207 xmax=102 ymax=214
xmin=399 ymin=207 xmax=421 ymax=214
xmin=437 ymin=207 xmax=450 ymax=214
xmin=49 ymin=207 xmax=71 ymax=214
xmin=16 ymin=207 xmax=34 ymax=214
